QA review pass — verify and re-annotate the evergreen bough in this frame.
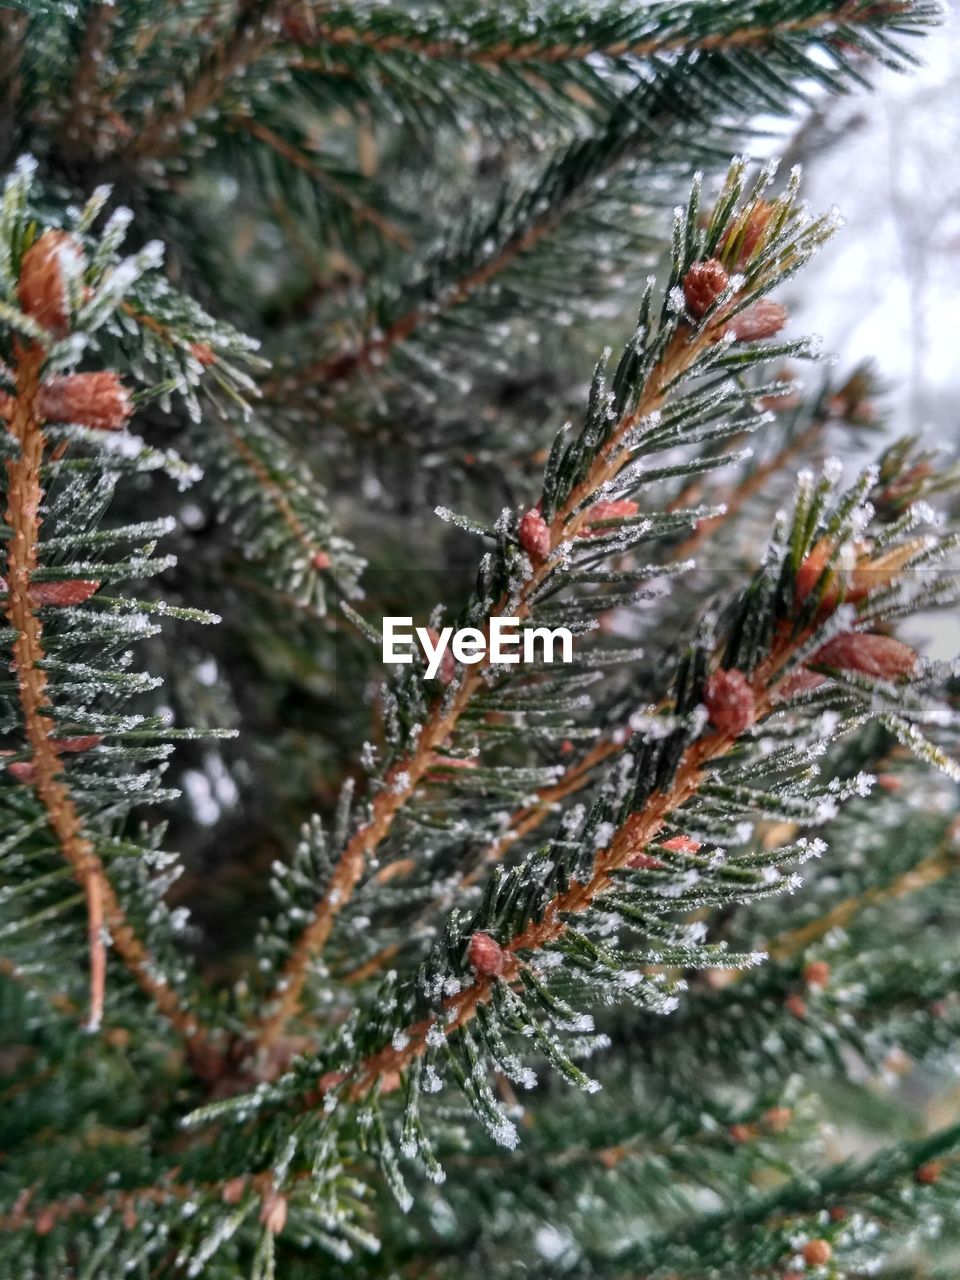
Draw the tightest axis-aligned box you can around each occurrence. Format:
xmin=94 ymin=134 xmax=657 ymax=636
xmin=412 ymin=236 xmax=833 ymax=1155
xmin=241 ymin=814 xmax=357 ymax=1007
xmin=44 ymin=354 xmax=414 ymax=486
xmin=0 ymin=3 xmax=958 ymax=1278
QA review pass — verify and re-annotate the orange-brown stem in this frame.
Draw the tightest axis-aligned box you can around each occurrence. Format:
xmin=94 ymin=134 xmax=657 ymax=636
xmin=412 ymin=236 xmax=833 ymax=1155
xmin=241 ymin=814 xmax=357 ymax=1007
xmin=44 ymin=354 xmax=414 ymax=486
xmin=3 ymin=344 xmax=213 ymax=1056
xmin=302 ymin=3 xmax=878 ymax=68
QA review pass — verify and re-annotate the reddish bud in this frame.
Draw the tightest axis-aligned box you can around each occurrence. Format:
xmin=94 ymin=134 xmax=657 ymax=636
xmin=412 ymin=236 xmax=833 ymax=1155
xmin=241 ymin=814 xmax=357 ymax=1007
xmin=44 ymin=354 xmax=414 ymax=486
xmin=190 ymin=341 xmax=217 ymax=366
xmin=52 ymin=735 xmax=102 ymax=755
xmin=221 ymin=1176 xmax=247 ymax=1205
xmin=628 ymin=851 xmax=665 ymax=869
xmin=122 ymin=1200 xmax=138 ymax=1231
xmin=311 ymin=550 xmax=331 ymax=570
xmin=661 ymin=835 xmax=701 ymax=853
xmin=722 ymin=200 xmax=773 ymax=266
xmin=704 ymin=669 xmax=756 ymax=737
xmin=786 ymin=993 xmax=808 ymax=1019
xmin=802 ymin=1239 xmax=833 ymax=1266
xmin=259 ymin=1190 xmax=288 ymax=1235
xmin=812 ymin=632 xmax=918 ymax=680
xmin=6 ymin=760 xmax=36 ymax=783
xmin=30 ymin=578 xmax=100 ymax=607
xmin=17 ymin=230 xmax=84 ymax=335
xmin=762 ymin=1106 xmax=793 ymax=1133
xmin=795 ymin=540 xmax=840 ymax=608
xmin=803 ymin=960 xmax=831 ymax=988
xmin=729 ymin=300 xmax=787 ymax=342
xmin=682 ymin=258 xmax=729 ymax=317
xmin=518 ymin=508 xmax=551 ymax=563
xmin=468 ymin=931 xmax=507 ymax=977
xmin=34 ymin=1207 xmax=57 ymax=1236
xmin=317 ymin=1070 xmax=346 ymax=1094
xmin=728 ymin=1123 xmax=753 ymax=1144
xmin=579 ymin=499 xmax=639 ymax=537
xmin=916 ymin=1159 xmax=944 ymax=1185
xmin=774 ymin=668 xmax=827 ymax=702
xmin=39 ymin=371 xmax=133 ymax=431
xmin=876 ymin=773 xmax=902 ymax=793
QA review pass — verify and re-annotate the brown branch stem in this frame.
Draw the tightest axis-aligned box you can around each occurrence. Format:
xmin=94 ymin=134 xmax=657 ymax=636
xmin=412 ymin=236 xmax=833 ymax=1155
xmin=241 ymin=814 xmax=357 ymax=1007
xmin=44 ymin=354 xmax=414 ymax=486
xmin=303 ymin=3 xmax=876 ymax=69
xmin=3 ymin=344 xmax=214 ymax=1057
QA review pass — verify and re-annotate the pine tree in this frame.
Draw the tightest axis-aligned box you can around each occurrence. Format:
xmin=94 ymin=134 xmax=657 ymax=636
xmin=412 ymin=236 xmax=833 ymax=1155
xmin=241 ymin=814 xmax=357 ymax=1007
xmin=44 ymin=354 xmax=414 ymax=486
xmin=1 ymin=3 xmax=959 ymax=1277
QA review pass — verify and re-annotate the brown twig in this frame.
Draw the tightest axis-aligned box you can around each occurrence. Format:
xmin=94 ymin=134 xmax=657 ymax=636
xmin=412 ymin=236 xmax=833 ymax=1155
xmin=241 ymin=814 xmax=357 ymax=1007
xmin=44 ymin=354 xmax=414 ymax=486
xmin=3 ymin=344 xmax=215 ymax=1057
xmin=301 ymin=3 xmax=878 ymax=68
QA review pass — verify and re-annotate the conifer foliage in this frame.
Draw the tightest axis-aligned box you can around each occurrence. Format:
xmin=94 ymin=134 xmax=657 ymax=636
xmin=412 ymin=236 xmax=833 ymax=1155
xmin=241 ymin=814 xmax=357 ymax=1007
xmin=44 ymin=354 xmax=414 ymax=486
xmin=0 ymin=3 xmax=958 ymax=1278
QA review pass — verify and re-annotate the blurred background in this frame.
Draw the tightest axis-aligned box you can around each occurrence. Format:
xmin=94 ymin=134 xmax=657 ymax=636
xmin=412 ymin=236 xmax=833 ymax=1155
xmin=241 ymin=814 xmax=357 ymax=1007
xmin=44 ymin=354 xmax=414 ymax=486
xmin=784 ymin=2 xmax=960 ymax=442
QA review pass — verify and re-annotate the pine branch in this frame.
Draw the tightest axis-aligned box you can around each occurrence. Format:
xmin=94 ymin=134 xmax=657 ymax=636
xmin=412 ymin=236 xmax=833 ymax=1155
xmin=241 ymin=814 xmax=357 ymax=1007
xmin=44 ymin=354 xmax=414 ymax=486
xmin=230 ymin=114 xmax=413 ymax=249
xmin=301 ymin=0 xmax=920 ymax=68
xmin=5 ymin=342 xmax=108 ymax=1029
xmin=3 ymin=341 xmax=208 ymax=1049
xmin=249 ymin=185 xmax=776 ymax=1050
xmin=123 ymin=2 xmax=286 ymax=162
xmin=61 ymin=2 xmax=119 ymax=160
xmin=320 ymin=623 xmax=830 ymax=1103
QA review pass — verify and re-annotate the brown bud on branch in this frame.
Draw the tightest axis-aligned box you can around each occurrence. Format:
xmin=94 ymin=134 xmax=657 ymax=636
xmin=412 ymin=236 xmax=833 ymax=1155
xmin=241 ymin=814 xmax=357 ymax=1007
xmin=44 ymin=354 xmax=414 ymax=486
xmin=39 ymin=372 xmax=133 ymax=432
xmin=17 ymin=230 xmax=84 ymax=335
xmin=682 ymin=258 xmax=729 ymax=318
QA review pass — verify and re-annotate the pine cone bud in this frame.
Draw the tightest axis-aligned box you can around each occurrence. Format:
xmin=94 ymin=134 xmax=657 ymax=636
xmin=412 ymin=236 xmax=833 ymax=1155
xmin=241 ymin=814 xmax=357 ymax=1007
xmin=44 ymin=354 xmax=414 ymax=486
xmin=468 ymin=931 xmax=507 ymax=976
xmin=729 ymin=301 xmax=787 ymax=342
xmin=221 ymin=1176 xmax=247 ymax=1205
xmin=722 ymin=200 xmax=773 ymax=266
xmin=311 ymin=550 xmax=331 ymax=570
xmin=259 ymin=1190 xmax=288 ymax=1235
xmin=661 ymin=835 xmax=701 ymax=853
xmin=17 ymin=230 xmax=84 ymax=335
xmin=30 ymin=578 xmax=100 ymax=606
xmin=682 ymin=258 xmax=729 ymax=318
xmin=812 ymin=632 xmax=918 ymax=679
xmin=579 ymin=498 xmax=639 ymax=537
xmin=39 ymin=372 xmax=133 ymax=432
xmin=704 ymin=668 xmax=756 ymax=736
xmin=802 ymin=1239 xmax=833 ymax=1266
xmin=34 ymin=1207 xmax=57 ymax=1236
xmin=53 ymin=735 xmax=103 ymax=755
xmin=518 ymin=508 xmax=551 ymax=563
xmin=786 ymin=993 xmax=808 ymax=1019
xmin=803 ymin=960 xmax=830 ymax=988
xmin=916 ymin=1159 xmax=945 ymax=1185
xmin=762 ymin=1106 xmax=793 ymax=1132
